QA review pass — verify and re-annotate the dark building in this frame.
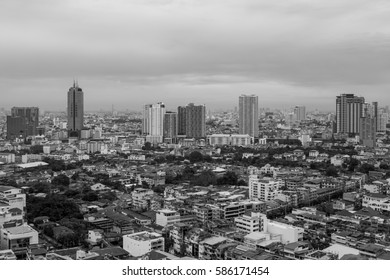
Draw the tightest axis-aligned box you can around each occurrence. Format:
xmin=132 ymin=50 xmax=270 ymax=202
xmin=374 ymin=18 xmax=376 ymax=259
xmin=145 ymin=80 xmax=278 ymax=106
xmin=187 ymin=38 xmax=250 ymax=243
xmin=180 ymin=103 xmax=206 ymax=139
xmin=6 ymin=107 xmax=39 ymax=140
xmin=360 ymin=102 xmax=377 ymax=148
xmin=177 ymin=106 xmax=187 ymax=136
xmin=67 ymin=81 xmax=84 ymax=138
xmin=336 ymin=94 xmax=365 ymax=135
xmin=163 ymin=111 xmax=177 ymax=140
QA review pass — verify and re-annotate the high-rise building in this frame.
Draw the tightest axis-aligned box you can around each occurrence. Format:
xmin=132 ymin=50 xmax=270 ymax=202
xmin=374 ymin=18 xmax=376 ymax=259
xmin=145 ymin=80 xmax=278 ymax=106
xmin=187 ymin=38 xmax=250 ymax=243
xmin=360 ymin=102 xmax=377 ymax=148
xmin=177 ymin=106 xmax=187 ymax=136
xmin=143 ymin=102 xmax=165 ymax=143
xmin=378 ymin=110 xmax=388 ymax=132
xmin=6 ymin=107 xmax=39 ymax=140
xmin=185 ymin=103 xmax=206 ymax=138
xmin=239 ymin=95 xmax=259 ymax=137
xmin=336 ymin=94 xmax=365 ymax=134
xmin=294 ymin=105 xmax=306 ymax=122
xmin=163 ymin=111 xmax=178 ymax=139
xmin=177 ymin=103 xmax=206 ymax=138
xmin=67 ymin=81 xmax=84 ymax=138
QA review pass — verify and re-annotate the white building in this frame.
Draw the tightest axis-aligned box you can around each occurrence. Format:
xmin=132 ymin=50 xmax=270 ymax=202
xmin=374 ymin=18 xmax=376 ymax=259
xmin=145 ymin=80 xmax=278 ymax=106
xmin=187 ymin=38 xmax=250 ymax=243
xmin=0 ymin=186 xmax=26 ymax=216
xmin=131 ymin=188 xmax=154 ymax=210
xmin=0 ymin=225 xmax=38 ymax=250
xmin=362 ymin=193 xmax=390 ymax=212
xmin=123 ymin=231 xmax=164 ymax=257
xmin=266 ymin=221 xmax=304 ymax=244
xmin=155 ymin=209 xmax=181 ymax=227
xmin=249 ymin=176 xmax=281 ymax=201
xmin=234 ymin=212 xmax=267 ymax=233
xmin=143 ymin=103 xmax=165 ymax=144
xmin=208 ymin=134 xmax=253 ymax=146
xmin=0 ymin=153 xmax=15 ymax=164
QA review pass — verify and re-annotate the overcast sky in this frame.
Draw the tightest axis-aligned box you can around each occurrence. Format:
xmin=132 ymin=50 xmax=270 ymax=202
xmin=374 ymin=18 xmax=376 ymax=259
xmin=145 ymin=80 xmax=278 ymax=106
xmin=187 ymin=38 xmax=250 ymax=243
xmin=1 ymin=0 xmax=390 ymax=112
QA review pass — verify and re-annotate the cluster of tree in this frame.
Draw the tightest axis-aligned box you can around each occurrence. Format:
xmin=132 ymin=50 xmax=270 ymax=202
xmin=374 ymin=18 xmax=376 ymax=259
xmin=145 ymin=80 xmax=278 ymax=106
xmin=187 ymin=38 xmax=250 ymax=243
xmin=27 ymin=194 xmax=82 ymax=222
xmin=51 ymin=174 xmax=70 ymax=187
xmin=192 ymin=170 xmax=244 ymax=187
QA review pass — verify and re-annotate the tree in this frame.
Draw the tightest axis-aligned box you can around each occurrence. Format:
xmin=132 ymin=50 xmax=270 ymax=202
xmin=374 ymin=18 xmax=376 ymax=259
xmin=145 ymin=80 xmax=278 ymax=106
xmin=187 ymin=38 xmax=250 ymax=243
xmin=189 ymin=151 xmax=203 ymax=163
xmin=325 ymin=166 xmax=338 ymax=177
xmin=27 ymin=194 xmax=82 ymax=222
xmin=348 ymin=158 xmax=359 ymax=172
xmin=82 ymin=191 xmax=99 ymax=202
xmin=142 ymin=142 xmax=153 ymax=151
xmin=380 ymin=163 xmax=389 ymax=170
xmin=52 ymin=174 xmax=70 ymax=187
xmin=217 ymin=171 xmax=238 ymax=185
xmin=358 ymin=163 xmax=376 ymax=174
xmin=193 ymin=170 xmax=217 ymax=186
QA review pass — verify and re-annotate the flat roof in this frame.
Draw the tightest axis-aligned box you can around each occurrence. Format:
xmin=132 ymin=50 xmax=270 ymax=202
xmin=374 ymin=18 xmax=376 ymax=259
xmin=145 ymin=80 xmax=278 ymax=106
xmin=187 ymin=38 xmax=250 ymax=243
xmin=16 ymin=162 xmax=49 ymax=169
xmin=2 ymin=225 xmax=36 ymax=235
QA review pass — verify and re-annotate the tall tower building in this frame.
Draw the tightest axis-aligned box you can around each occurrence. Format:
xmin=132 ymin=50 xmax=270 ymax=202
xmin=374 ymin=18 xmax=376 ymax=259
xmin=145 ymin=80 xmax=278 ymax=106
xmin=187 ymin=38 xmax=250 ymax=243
xmin=239 ymin=95 xmax=259 ymax=137
xmin=294 ymin=105 xmax=306 ymax=122
xmin=67 ymin=81 xmax=84 ymax=138
xmin=6 ymin=107 xmax=39 ymax=140
xmin=336 ymin=94 xmax=365 ymax=134
xmin=360 ymin=102 xmax=377 ymax=148
xmin=143 ymin=102 xmax=165 ymax=143
xmin=177 ymin=106 xmax=187 ymax=136
xmin=163 ymin=111 xmax=178 ymax=140
xmin=185 ymin=103 xmax=206 ymax=138
xmin=177 ymin=103 xmax=206 ymax=138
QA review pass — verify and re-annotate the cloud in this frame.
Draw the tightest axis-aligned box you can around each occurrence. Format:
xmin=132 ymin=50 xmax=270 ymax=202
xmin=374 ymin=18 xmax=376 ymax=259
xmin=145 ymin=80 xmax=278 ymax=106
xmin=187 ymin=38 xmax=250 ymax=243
xmin=1 ymin=0 xmax=390 ymax=110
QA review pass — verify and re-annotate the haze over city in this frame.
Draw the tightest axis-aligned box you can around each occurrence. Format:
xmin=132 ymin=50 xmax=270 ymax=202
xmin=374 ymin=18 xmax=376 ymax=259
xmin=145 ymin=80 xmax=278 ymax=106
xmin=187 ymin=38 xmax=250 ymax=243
xmin=1 ymin=0 xmax=390 ymax=111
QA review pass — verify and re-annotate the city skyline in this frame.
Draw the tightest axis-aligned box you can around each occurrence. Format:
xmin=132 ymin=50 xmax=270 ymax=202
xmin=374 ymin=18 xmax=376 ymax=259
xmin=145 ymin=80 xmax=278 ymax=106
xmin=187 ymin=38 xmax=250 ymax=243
xmin=1 ymin=0 xmax=390 ymax=111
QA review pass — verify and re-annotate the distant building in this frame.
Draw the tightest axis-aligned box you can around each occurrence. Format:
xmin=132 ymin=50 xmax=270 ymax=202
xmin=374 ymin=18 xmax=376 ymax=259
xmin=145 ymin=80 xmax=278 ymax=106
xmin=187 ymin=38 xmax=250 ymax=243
xmin=163 ymin=111 xmax=178 ymax=140
xmin=67 ymin=81 xmax=84 ymax=138
xmin=249 ymin=176 xmax=281 ymax=201
xmin=177 ymin=103 xmax=206 ymax=139
xmin=360 ymin=102 xmax=377 ymax=148
xmin=336 ymin=94 xmax=365 ymax=134
xmin=208 ymin=134 xmax=252 ymax=146
xmin=239 ymin=95 xmax=259 ymax=137
xmin=7 ymin=107 xmax=39 ymax=140
xmin=294 ymin=105 xmax=306 ymax=122
xmin=143 ymin=102 xmax=165 ymax=143
xmin=234 ymin=212 xmax=267 ymax=233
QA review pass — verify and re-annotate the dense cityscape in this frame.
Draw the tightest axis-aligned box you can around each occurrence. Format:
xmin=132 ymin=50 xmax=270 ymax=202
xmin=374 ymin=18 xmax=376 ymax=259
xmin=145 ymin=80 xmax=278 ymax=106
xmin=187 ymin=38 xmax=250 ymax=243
xmin=1 ymin=83 xmax=390 ymax=261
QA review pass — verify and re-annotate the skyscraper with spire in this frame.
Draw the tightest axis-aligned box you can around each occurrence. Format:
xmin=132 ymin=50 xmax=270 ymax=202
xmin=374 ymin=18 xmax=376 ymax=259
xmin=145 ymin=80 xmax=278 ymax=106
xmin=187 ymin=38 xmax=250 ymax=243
xmin=67 ymin=81 xmax=84 ymax=138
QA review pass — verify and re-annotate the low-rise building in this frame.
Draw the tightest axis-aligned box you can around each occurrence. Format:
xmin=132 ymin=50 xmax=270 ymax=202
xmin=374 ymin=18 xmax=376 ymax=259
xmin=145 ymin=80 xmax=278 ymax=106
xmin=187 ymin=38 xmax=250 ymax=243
xmin=123 ymin=231 xmax=164 ymax=257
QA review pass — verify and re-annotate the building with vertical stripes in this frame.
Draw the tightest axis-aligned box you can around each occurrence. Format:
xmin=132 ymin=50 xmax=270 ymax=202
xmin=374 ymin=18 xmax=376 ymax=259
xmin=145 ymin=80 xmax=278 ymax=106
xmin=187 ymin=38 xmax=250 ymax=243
xmin=67 ymin=81 xmax=84 ymax=138
xmin=239 ymin=95 xmax=259 ymax=137
xmin=336 ymin=94 xmax=364 ymax=134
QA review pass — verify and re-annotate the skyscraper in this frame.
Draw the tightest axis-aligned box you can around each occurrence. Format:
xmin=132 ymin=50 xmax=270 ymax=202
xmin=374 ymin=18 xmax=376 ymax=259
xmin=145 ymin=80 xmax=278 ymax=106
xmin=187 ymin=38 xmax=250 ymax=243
xmin=163 ymin=111 xmax=178 ymax=140
xmin=143 ymin=102 xmax=165 ymax=143
xmin=239 ymin=95 xmax=259 ymax=137
xmin=336 ymin=94 xmax=365 ymax=134
xmin=294 ymin=105 xmax=306 ymax=122
xmin=67 ymin=81 xmax=84 ymax=138
xmin=177 ymin=103 xmax=206 ymax=138
xmin=360 ymin=102 xmax=377 ymax=148
xmin=186 ymin=103 xmax=206 ymax=138
xmin=6 ymin=107 xmax=39 ymax=140
xmin=177 ymin=106 xmax=187 ymax=136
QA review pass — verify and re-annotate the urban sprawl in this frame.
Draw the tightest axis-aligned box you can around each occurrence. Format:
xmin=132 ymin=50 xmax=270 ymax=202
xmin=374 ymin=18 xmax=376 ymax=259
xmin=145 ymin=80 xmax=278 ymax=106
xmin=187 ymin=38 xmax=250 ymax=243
xmin=1 ymin=86 xmax=390 ymax=261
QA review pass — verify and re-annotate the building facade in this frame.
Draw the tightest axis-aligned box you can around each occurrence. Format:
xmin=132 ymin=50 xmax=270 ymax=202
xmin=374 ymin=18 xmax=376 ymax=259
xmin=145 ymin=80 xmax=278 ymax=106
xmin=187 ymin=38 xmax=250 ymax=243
xmin=67 ymin=82 xmax=84 ymax=138
xmin=239 ymin=95 xmax=259 ymax=137
xmin=336 ymin=94 xmax=365 ymax=134
xmin=7 ymin=107 xmax=39 ymax=140
xmin=163 ymin=111 xmax=178 ymax=140
xmin=142 ymin=102 xmax=165 ymax=143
